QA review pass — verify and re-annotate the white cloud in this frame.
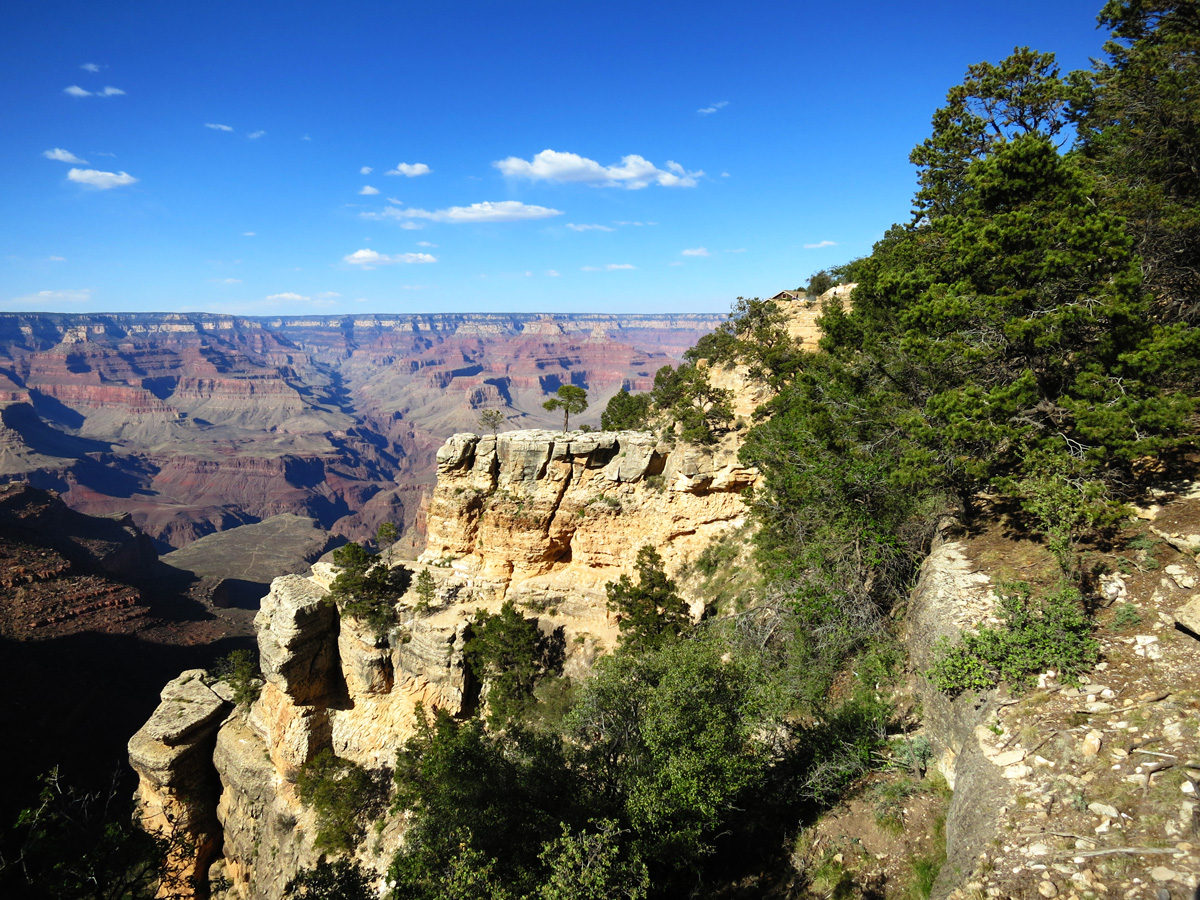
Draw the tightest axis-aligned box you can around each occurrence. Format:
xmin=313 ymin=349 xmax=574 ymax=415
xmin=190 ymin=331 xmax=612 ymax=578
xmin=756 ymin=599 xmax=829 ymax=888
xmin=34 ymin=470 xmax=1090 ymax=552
xmin=11 ymin=289 xmax=91 ymax=305
xmin=567 ymin=223 xmax=614 ymax=232
xmin=210 ymin=278 xmax=242 ymax=283
xmin=387 ymin=162 xmax=431 ymax=177
xmin=398 ymin=222 xmax=423 ymax=230
xmin=721 ymin=172 xmax=731 ymax=177
xmin=205 ymin=122 xmax=234 ymax=132
xmin=494 ymin=149 xmax=702 ymax=189
xmin=669 ymin=261 xmax=684 ymax=267
xmin=546 ymin=269 xmax=561 ymax=277
xmin=524 ymin=271 xmax=533 ymax=277
xmin=682 ymin=247 xmax=709 ymax=257
xmin=804 ymin=240 xmax=839 ymax=249
xmin=363 ymin=200 xmax=562 ymax=224
xmin=343 ymin=249 xmax=437 ymax=267
xmin=242 ymin=231 xmax=256 ymax=236
xmin=359 ymin=185 xmax=380 ymax=195
xmin=66 ymin=85 xmax=124 ymax=97
xmin=360 ymin=166 xmax=373 ymax=175
xmin=301 ymin=135 xmax=311 ymax=141
xmin=615 ymin=221 xmax=657 ymax=227
xmin=80 ymin=63 xmax=101 ymax=72
xmin=316 ymin=291 xmax=341 ymax=298
xmin=43 ymin=148 xmax=88 ymax=164
xmin=416 ymin=241 xmax=436 ymax=247
xmin=46 ymin=256 xmax=66 ymax=262
xmin=67 ymin=168 xmax=137 ymax=189
xmin=697 ymin=100 xmax=729 ymax=115
xmin=248 ymin=130 xmax=266 ymax=140
xmin=386 ymin=197 xmax=403 ymax=205
xmin=266 ymin=292 xmax=309 ymax=302
xmin=583 ymin=263 xmax=635 ymax=271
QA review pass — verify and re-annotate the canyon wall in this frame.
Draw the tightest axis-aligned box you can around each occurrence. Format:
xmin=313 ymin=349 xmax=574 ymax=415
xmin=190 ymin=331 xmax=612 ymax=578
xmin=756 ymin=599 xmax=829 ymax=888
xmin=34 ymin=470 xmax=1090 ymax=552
xmin=0 ymin=312 xmax=723 ymax=550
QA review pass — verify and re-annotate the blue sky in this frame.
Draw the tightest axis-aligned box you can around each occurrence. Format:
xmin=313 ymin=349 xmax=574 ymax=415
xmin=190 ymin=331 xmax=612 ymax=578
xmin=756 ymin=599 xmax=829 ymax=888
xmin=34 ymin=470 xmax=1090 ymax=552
xmin=2 ymin=0 xmax=1112 ymax=316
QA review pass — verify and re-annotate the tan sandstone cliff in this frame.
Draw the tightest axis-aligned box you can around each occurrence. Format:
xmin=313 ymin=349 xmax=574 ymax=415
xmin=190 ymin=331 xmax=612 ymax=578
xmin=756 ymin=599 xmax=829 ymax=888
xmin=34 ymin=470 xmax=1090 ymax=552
xmin=127 ymin=424 xmax=758 ymax=899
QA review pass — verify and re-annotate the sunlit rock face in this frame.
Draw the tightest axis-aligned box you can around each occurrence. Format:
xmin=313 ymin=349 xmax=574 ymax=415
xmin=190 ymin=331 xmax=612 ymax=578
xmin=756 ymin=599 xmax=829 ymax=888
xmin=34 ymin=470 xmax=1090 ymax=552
xmin=422 ymin=428 xmax=757 ymax=623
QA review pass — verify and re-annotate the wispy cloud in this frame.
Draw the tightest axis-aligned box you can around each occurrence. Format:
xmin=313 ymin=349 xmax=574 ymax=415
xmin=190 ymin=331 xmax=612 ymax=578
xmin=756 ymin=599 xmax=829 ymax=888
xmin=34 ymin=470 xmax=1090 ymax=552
xmin=248 ymin=130 xmax=266 ymax=140
xmin=265 ymin=292 xmax=309 ymax=302
xmin=804 ymin=240 xmax=839 ymax=249
xmin=360 ymin=166 xmax=373 ymax=175
xmin=725 ymin=247 xmax=747 ymax=253
xmin=66 ymin=85 xmax=124 ymax=97
xmin=359 ymin=185 xmax=380 ymax=195
xmin=67 ymin=168 xmax=137 ymax=189
xmin=10 ymin=289 xmax=91 ymax=306
xmin=615 ymin=221 xmax=657 ymax=227
xmin=343 ymin=249 xmax=437 ymax=267
xmin=681 ymin=247 xmax=709 ymax=257
xmin=242 ymin=232 xmax=256 ymax=237
xmin=697 ymin=100 xmax=729 ymax=115
xmin=43 ymin=148 xmax=88 ymax=164
xmin=494 ymin=150 xmax=702 ymax=189
xmin=387 ymin=162 xmax=431 ymax=177
xmin=582 ymin=263 xmax=636 ymax=271
xmin=416 ymin=241 xmax=437 ymax=247
xmin=46 ymin=256 xmax=66 ymax=262
xmin=364 ymin=200 xmax=562 ymax=224
xmin=210 ymin=277 xmax=243 ymax=284
xmin=80 ymin=63 xmax=102 ymax=73
xmin=546 ymin=269 xmax=561 ymax=277
xmin=205 ymin=122 xmax=233 ymax=132
xmin=567 ymin=223 xmax=614 ymax=232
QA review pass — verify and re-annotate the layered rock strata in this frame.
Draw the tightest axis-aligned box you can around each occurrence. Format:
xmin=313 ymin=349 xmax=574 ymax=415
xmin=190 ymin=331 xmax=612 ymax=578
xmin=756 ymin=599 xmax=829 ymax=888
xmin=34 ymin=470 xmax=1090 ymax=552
xmin=422 ymin=428 xmax=758 ymax=625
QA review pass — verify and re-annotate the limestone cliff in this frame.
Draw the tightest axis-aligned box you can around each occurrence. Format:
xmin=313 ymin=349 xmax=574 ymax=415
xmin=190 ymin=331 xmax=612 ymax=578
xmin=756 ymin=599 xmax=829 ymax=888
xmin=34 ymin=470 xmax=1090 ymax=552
xmin=126 ymin=425 xmax=757 ymax=898
xmin=422 ymin=428 xmax=756 ymax=628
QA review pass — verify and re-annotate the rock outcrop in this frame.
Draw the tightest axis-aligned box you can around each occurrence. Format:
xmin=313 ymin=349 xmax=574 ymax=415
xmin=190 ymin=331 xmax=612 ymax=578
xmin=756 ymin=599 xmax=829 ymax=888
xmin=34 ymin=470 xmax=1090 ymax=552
xmin=128 ymin=670 xmax=232 ymax=893
xmin=126 ymin=424 xmax=756 ymax=898
xmin=422 ymin=428 xmax=757 ymax=627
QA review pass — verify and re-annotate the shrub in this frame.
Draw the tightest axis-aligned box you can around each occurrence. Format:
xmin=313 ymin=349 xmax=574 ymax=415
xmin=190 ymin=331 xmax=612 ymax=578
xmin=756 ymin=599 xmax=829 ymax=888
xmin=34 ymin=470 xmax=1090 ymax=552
xmin=605 ymin=546 xmax=690 ymax=653
xmin=328 ymin=542 xmax=411 ymax=641
xmin=928 ymin=581 xmax=1098 ymax=696
xmin=463 ymin=601 xmax=564 ymax=724
xmin=296 ymin=749 xmax=386 ymax=854
xmin=211 ymin=648 xmax=261 ymax=707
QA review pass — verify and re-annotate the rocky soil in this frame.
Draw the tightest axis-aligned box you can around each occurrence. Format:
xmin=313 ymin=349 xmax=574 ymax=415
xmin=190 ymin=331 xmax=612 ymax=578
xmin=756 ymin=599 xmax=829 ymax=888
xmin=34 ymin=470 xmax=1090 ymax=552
xmin=802 ymin=489 xmax=1200 ymax=900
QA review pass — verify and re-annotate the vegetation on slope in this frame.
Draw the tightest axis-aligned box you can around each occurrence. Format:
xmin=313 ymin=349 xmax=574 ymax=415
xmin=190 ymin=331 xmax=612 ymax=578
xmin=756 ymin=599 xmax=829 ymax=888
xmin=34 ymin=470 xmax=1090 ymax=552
xmin=12 ymin=3 xmax=1200 ymax=898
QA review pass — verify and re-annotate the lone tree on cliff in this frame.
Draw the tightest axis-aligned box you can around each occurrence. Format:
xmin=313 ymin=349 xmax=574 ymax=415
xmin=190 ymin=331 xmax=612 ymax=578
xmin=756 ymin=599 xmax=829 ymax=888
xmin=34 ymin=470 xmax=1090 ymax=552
xmin=478 ymin=408 xmax=505 ymax=435
xmin=543 ymin=384 xmax=588 ymax=433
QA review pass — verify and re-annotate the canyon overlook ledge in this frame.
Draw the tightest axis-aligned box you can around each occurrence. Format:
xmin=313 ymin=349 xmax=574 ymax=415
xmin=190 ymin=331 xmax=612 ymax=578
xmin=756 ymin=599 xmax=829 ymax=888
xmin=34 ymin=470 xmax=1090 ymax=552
xmin=127 ymin=427 xmax=758 ymax=898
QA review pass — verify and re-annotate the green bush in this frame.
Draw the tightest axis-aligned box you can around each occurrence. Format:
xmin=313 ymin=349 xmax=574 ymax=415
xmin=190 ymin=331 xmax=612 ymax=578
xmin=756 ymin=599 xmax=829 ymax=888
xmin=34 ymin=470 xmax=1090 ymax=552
xmin=462 ymin=601 xmax=564 ymax=725
xmin=296 ymin=750 xmax=385 ymax=854
xmin=211 ymin=648 xmax=261 ymax=707
xmin=328 ymin=542 xmax=411 ymax=641
xmin=928 ymin=581 xmax=1098 ymax=696
xmin=601 ymin=389 xmax=652 ymax=431
xmin=605 ymin=546 xmax=690 ymax=653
